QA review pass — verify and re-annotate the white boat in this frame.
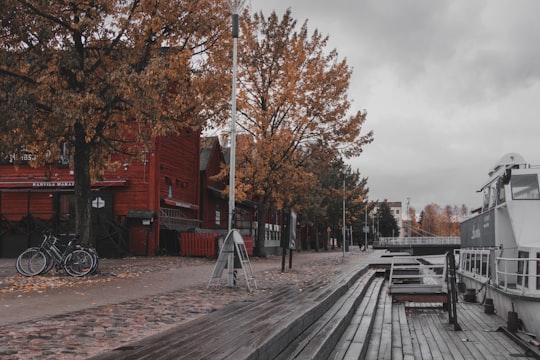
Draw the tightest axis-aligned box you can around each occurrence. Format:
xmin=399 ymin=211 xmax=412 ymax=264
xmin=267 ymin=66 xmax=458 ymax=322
xmin=458 ymin=153 xmax=540 ymax=339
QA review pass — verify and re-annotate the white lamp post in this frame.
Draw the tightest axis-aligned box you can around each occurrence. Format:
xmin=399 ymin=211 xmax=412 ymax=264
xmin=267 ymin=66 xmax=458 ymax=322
xmin=364 ymin=207 xmax=368 ymax=251
xmin=226 ymin=0 xmax=245 ymax=233
xmin=342 ymin=168 xmax=346 ymax=257
xmin=225 ymin=0 xmax=246 ymax=287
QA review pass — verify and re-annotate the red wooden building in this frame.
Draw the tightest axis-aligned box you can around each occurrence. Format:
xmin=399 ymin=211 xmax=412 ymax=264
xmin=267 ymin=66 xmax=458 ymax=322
xmin=0 ymin=130 xmax=201 ymax=258
xmin=0 ymin=130 xmax=293 ymax=258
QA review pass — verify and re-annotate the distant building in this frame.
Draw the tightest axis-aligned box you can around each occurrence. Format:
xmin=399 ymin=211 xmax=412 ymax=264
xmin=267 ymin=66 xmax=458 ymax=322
xmin=371 ymin=200 xmax=403 ymax=237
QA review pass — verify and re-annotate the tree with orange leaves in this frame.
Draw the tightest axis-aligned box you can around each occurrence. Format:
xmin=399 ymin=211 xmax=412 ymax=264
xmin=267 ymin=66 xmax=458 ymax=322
xmin=0 ymin=0 xmax=230 ymax=246
xmin=227 ymin=10 xmax=373 ymax=256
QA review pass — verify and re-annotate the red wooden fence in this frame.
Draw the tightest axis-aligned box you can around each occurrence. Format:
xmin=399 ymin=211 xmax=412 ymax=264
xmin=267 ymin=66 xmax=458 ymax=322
xmin=179 ymin=232 xmax=253 ymax=258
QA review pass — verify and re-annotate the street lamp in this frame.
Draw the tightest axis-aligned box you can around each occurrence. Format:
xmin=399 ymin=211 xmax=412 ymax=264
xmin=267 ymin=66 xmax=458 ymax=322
xmin=225 ymin=0 xmax=246 ymax=287
xmin=364 ymin=206 xmax=368 ymax=252
xmin=342 ymin=175 xmax=345 ymax=257
xmin=226 ymin=0 xmax=246 ymax=233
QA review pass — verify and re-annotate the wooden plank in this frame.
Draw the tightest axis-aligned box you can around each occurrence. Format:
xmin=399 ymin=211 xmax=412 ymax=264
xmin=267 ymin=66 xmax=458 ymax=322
xmin=409 ymin=328 xmax=422 ymax=359
xmin=379 ymin=292 xmax=393 ymax=360
xmin=365 ymin=282 xmax=388 ymax=359
xmin=456 ymin=302 xmax=529 ymax=360
xmin=447 ymin=303 xmax=493 ymax=360
xmin=407 ymin=307 xmax=432 ymax=360
xmin=189 ymin=280 xmax=331 ymax=359
xmin=398 ymin=304 xmax=415 ymax=360
xmin=92 ymin=285 xmax=305 ymax=360
xmin=267 ymin=266 xmax=373 ymax=360
xmin=330 ymin=279 xmax=375 ymax=359
xmin=453 ymin=302 xmax=509 ymax=360
xmin=294 ymin=273 xmax=376 ymax=360
xmin=342 ymin=278 xmax=384 ymax=360
xmin=393 ymin=293 xmax=448 ymax=303
xmin=415 ymin=308 xmax=446 ymax=360
xmin=391 ymin=304 xmax=404 ymax=360
xmin=425 ymin=310 xmax=470 ymax=360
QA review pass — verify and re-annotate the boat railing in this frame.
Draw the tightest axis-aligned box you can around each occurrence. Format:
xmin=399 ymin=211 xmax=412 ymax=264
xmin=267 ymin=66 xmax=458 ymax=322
xmin=376 ymin=236 xmax=461 ymax=247
xmin=495 ymin=256 xmax=540 ymax=296
xmin=389 ymin=254 xmax=448 ymax=293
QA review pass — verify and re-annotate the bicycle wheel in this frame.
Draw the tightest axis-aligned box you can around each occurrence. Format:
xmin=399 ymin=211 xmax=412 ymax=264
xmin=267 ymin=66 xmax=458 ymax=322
xmin=40 ymin=250 xmax=56 ymax=274
xmin=87 ymin=247 xmax=99 ymax=274
xmin=16 ymin=248 xmax=47 ymax=276
xmin=64 ymin=249 xmax=94 ymax=277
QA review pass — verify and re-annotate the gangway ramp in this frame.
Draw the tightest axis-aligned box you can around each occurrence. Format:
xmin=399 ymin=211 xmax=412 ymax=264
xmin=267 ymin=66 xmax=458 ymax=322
xmin=388 ymin=254 xmax=449 ymax=305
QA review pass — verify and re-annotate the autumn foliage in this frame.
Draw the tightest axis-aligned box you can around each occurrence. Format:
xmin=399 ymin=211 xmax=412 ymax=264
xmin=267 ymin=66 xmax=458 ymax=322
xmin=0 ymin=0 xmax=231 ymax=245
xmin=219 ymin=10 xmax=373 ymax=255
xmin=406 ymin=203 xmax=467 ymax=237
xmin=1 ymin=3 xmax=373 ymax=253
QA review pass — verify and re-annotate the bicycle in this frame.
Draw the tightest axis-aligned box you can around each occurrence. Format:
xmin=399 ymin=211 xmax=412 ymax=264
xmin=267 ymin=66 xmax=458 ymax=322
xmin=16 ymin=232 xmax=98 ymax=277
xmin=16 ymin=246 xmax=47 ymax=277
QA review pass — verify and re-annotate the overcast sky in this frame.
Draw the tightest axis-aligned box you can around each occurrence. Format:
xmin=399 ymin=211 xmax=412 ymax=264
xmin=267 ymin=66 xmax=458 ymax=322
xmin=247 ymin=0 xmax=540 ymax=214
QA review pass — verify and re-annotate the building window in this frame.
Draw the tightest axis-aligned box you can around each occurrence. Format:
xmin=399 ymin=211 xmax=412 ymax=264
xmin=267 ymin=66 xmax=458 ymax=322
xmin=512 ymin=174 xmax=540 ymax=200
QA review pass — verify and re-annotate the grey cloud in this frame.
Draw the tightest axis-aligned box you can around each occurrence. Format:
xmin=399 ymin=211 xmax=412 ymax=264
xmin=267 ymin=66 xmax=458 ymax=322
xmin=249 ymin=0 xmax=540 ymax=212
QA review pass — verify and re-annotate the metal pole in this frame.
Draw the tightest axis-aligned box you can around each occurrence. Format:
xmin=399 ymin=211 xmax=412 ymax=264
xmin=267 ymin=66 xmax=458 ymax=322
xmin=364 ymin=208 xmax=368 ymax=251
xmin=228 ymin=14 xmax=239 ymax=233
xmin=226 ymin=0 xmax=245 ymax=287
xmin=342 ymin=178 xmax=345 ymax=257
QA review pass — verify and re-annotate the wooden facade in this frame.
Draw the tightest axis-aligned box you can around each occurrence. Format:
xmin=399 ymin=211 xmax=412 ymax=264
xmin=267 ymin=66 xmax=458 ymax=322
xmin=0 ymin=131 xmax=291 ymax=258
xmin=0 ymin=130 xmax=201 ymax=258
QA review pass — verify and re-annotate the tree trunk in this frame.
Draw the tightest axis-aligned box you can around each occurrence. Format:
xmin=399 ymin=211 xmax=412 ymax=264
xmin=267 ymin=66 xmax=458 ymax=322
xmin=255 ymin=202 xmax=267 ymax=257
xmin=74 ymin=123 xmax=93 ymax=247
xmin=315 ymin=221 xmax=319 ymax=252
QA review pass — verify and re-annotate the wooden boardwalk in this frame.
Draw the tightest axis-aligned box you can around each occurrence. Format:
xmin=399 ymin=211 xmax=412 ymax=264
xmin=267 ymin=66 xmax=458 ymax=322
xmin=91 ymin=255 xmax=538 ymax=360
xmin=367 ymin=287 xmax=535 ymax=360
xmin=408 ymin=302 xmax=531 ymax=360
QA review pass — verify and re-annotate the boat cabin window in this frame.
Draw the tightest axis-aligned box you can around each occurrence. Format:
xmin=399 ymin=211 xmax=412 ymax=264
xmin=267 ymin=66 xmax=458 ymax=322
xmin=517 ymin=251 xmax=529 ymax=288
xmin=496 ymin=178 xmax=506 ymax=204
xmin=489 ymin=183 xmax=497 ymax=209
xmin=537 ymin=253 xmax=540 ymax=290
xmin=481 ymin=253 xmax=488 ymax=277
xmin=482 ymin=187 xmax=490 ymax=211
xmin=459 ymin=249 xmax=490 ymax=280
xmin=511 ymin=174 xmax=540 ymax=200
xmin=463 ymin=253 xmax=471 ymax=272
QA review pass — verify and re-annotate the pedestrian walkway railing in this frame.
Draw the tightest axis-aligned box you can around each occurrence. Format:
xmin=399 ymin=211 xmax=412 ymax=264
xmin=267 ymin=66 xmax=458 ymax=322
xmin=375 ymin=236 xmax=460 ymax=247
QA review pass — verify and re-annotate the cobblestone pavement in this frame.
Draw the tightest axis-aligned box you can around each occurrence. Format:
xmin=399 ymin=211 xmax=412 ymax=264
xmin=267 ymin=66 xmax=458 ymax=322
xmin=0 ymin=250 xmax=372 ymax=359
